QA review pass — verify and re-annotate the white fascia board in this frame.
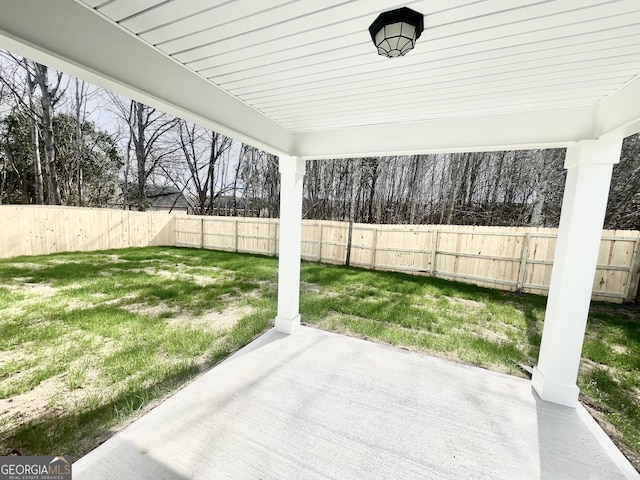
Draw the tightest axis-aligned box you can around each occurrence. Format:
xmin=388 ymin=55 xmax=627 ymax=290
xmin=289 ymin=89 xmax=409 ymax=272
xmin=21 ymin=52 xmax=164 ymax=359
xmin=596 ymin=75 xmax=640 ymax=140
xmin=293 ymin=106 xmax=598 ymax=159
xmin=0 ymin=0 xmax=293 ymax=156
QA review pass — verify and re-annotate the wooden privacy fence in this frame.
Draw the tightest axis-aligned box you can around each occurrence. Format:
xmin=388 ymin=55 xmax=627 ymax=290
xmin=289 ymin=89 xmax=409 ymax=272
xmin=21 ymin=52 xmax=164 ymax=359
xmin=0 ymin=205 xmax=175 ymax=258
xmin=175 ymin=216 xmax=640 ymax=303
xmin=0 ymin=206 xmax=638 ymax=303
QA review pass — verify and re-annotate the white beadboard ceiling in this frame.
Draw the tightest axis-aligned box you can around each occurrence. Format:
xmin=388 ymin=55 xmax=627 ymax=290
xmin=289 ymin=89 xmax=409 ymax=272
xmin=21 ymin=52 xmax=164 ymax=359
xmin=1 ymin=0 xmax=639 ymax=156
xmin=80 ymin=0 xmax=640 ymax=132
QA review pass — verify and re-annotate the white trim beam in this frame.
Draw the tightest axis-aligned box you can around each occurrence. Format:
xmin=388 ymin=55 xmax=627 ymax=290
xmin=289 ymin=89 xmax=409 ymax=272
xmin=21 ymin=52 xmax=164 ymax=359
xmin=293 ymin=106 xmax=598 ymax=159
xmin=597 ymin=75 xmax=640 ymax=139
xmin=0 ymin=0 xmax=293 ymax=156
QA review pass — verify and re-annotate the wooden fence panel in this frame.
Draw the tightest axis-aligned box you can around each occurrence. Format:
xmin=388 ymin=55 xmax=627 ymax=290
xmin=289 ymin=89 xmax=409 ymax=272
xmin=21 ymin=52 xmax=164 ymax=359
xmin=301 ymin=223 xmax=321 ymax=259
xmin=372 ymin=227 xmax=429 ymax=273
xmin=0 ymin=205 xmax=174 ymax=258
xmin=237 ymin=219 xmax=274 ymax=254
xmin=175 ymin=216 xmax=202 ymax=249
xmin=320 ymin=223 xmax=348 ymax=264
xmin=348 ymin=226 xmax=375 ymax=267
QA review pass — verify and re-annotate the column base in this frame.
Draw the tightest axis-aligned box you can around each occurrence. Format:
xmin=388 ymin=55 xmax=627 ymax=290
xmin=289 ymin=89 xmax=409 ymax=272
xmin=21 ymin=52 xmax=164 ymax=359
xmin=531 ymin=367 xmax=580 ymax=408
xmin=274 ymin=314 xmax=301 ymax=335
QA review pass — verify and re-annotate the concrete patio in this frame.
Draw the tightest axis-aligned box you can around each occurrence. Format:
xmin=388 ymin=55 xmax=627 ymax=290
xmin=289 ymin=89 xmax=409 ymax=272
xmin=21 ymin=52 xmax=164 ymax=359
xmin=74 ymin=326 xmax=637 ymax=480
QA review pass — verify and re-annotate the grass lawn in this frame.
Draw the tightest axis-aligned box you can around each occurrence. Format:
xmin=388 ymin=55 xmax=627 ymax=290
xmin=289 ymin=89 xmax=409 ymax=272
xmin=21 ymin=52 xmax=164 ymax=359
xmin=0 ymin=247 xmax=638 ymax=470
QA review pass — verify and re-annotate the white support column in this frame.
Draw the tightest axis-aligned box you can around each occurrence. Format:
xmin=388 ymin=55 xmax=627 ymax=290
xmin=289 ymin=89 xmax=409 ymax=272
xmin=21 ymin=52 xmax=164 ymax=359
xmin=275 ymin=155 xmax=306 ymax=334
xmin=532 ymin=139 xmax=622 ymax=408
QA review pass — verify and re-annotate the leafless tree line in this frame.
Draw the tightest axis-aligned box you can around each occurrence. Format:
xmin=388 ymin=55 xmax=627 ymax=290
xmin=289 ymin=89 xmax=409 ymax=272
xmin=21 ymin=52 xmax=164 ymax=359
xmin=305 ymin=149 xmax=567 ymax=227
xmin=1 ymin=51 xmax=639 ymax=229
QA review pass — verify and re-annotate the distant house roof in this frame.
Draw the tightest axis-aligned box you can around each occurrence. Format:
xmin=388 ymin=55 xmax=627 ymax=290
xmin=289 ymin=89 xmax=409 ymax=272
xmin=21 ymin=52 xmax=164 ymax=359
xmin=145 ymin=186 xmax=190 ymax=211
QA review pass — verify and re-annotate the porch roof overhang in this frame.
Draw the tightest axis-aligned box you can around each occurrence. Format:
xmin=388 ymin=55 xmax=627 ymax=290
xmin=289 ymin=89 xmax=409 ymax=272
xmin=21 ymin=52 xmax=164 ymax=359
xmin=1 ymin=0 xmax=640 ymax=159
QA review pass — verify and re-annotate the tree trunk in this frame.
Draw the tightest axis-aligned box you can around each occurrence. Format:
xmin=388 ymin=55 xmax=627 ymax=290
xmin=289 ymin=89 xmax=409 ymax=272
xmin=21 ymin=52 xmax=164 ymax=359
xmin=530 ymin=187 xmax=545 ymax=227
xmin=34 ymin=63 xmax=61 ymax=205
xmin=345 ymin=161 xmax=361 ymax=266
xmin=30 ymin=118 xmax=44 ymax=204
xmin=408 ymin=155 xmax=420 ymax=224
xmin=444 ymin=154 xmax=463 ymax=225
xmin=123 ymin=135 xmax=132 ymax=210
xmin=0 ymin=157 xmax=6 ymax=204
xmin=135 ymin=101 xmax=146 ymax=211
xmin=75 ymin=78 xmax=84 ymax=207
xmin=24 ymin=69 xmax=44 ymax=204
xmin=488 ymin=152 xmax=506 ymax=223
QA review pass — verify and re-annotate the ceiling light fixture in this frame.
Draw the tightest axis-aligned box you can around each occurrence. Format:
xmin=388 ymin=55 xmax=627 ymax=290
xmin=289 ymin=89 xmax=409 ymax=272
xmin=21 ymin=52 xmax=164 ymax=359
xmin=368 ymin=7 xmax=424 ymax=58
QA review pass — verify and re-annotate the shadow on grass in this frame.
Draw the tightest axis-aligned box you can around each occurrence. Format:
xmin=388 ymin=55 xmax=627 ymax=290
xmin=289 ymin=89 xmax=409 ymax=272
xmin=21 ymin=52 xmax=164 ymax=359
xmin=4 ymin=364 xmax=199 ymax=459
xmin=3 ymin=315 xmax=273 ymax=459
xmin=1 ymin=294 xmax=275 ymax=460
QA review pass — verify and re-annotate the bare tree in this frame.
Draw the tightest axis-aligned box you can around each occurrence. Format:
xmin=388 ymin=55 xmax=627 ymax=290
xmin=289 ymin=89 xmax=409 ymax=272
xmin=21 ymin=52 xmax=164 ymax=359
xmin=165 ymin=119 xmax=234 ymax=215
xmin=74 ymin=78 xmax=96 ymax=206
xmin=108 ymin=95 xmax=178 ymax=210
xmin=33 ymin=62 xmax=66 ymax=205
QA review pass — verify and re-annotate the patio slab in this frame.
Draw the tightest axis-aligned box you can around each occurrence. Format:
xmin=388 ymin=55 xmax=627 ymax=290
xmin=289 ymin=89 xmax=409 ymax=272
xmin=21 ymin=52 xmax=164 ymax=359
xmin=74 ymin=326 xmax=638 ymax=479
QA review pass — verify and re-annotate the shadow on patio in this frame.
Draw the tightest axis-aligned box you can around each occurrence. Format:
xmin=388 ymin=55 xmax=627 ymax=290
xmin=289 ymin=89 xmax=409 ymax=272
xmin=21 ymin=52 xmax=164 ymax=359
xmin=74 ymin=327 xmax=638 ymax=479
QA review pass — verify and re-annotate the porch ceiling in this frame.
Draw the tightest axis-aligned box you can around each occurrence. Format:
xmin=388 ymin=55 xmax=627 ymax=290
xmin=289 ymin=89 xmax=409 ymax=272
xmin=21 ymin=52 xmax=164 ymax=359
xmin=1 ymin=1 xmax=640 ymax=157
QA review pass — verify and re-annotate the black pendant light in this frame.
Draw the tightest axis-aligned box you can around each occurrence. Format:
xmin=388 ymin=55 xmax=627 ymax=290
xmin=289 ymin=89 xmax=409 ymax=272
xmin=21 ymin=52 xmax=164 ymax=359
xmin=368 ymin=7 xmax=424 ymax=58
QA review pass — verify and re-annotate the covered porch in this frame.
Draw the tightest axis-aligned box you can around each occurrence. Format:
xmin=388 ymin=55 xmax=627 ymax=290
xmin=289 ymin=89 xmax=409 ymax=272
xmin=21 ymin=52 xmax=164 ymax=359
xmin=1 ymin=0 xmax=640 ymax=476
xmin=73 ymin=326 xmax=636 ymax=479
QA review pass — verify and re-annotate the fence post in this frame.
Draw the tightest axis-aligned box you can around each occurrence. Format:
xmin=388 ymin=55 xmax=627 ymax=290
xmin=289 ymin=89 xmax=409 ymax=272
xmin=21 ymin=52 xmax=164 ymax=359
xmin=430 ymin=229 xmax=438 ymax=276
xmin=517 ymin=233 xmax=531 ymax=291
xmin=272 ymin=221 xmax=278 ymax=256
xmin=346 ymin=220 xmax=354 ymax=266
xmin=200 ymin=217 xmax=204 ymax=249
xmin=625 ymin=237 xmax=640 ymax=302
xmin=234 ymin=219 xmax=239 ymax=252
xmin=371 ymin=227 xmax=378 ymax=268
xmin=317 ymin=223 xmax=323 ymax=262
xmin=126 ymin=211 xmax=131 ymax=248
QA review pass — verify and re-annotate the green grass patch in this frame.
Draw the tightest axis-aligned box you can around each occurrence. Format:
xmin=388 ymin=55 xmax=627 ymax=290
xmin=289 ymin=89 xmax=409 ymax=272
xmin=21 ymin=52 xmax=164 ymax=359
xmin=1 ymin=247 xmax=638 ymax=470
xmin=0 ymin=247 xmax=277 ymax=459
xmin=300 ymin=263 xmax=541 ymax=374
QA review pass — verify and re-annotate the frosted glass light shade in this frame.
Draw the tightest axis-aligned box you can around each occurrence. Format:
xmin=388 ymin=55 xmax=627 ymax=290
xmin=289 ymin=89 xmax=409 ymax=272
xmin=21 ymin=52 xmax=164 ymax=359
xmin=369 ymin=7 xmax=424 ymax=58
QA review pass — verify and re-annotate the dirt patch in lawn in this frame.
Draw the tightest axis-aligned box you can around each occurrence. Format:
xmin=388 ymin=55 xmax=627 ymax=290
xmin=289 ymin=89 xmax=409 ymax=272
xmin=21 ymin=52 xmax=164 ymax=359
xmin=123 ymin=302 xmax=180 ymax=318
xmin=0 ymin=372 xmax=98 ymax=456
xmin=447 ymin=296 xmax=485 ymax=309
xmin=579 ymin=358 xmax=617 ymax=375
xmin=167 ymin=304 xmax=254 ymax=330
xmin=191 ymin=304 xmax=253 ymax=329
xmin=0 ymin=376 xmax=63 ymax=432
xmin=468 ymin=325 xmax=511 ymax=343
xmin=114 ymin=302 xmax=255 ymax=330
xmin=5 ymin=282 xmax=58 ymax=297
xmin=119 ymin=300 xmax=254 ymax=331
xmin=136 ymin=266 xmax=219 ymax=286
xmin=107 ymin=254 xmax=128 ymax=263
xmin=4 ymin=262 xmax=48 ymax=270
xmin=301 ymin=282 xmax=322 ymax=294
